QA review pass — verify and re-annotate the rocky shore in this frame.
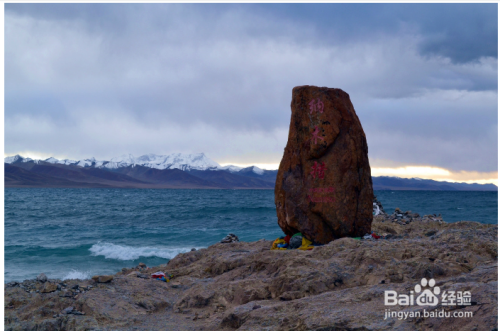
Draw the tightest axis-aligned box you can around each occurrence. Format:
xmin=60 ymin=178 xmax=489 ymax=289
xmin=5 ymin=213 xmax=497 ymax=331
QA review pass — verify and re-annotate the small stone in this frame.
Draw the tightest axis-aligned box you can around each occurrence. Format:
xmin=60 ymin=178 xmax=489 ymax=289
xmin=63 ymin=306 xmax=74 ymax=314
xmin=41 ymin=282 xmax=58 ymax=293
xmin=91 ymin=275 xmax=99 ymax=282
xmin=59 ymin=290 xmax=74 ymax=297
xmin=289 ymin=235 xmax=302 ymax=249
xmin=138 ymin=262 xmax=146 ymax=268
xmin=191 ymin=248 xmax=196 ymax=251
xmin=97 ymin=275 xmax=113 ymax=283
xmin=37 ymin=273 xmax=48 ymax=283
xmin=127 ymin=271 xmax=140 ymax=277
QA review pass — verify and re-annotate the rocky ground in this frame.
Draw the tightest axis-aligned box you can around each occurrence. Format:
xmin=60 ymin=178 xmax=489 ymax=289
xmin=5 ymin=213 xmax=498 ymax=331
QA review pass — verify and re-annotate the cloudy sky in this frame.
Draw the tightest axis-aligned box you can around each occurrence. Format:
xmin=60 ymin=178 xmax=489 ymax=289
xmin=4 ymin=3 xmax=498 ymax=184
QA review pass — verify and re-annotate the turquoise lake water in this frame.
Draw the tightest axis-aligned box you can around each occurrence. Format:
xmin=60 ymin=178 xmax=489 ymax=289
xmin=4 ymin=188 xmax=497 ymax=282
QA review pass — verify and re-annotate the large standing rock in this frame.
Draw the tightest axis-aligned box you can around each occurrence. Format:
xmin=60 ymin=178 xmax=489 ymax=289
xmin=275 ymin=85 xmax=373 ymax=244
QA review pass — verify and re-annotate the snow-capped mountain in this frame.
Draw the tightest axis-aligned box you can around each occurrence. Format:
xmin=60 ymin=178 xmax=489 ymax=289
xmin=103 ymin=153 xmax=222 ymax=171
xmin=4 ymin=153 xmax=237 ymax=172
xmin=5 ymin=154 xmax=497 ymax=191
xmin=248 ymin=166 xmax=264 ymax=175
xmin=220 ymin=165 xmax=243 ymax=173
xmin=4 ymin=155 xmax=38 ymax=164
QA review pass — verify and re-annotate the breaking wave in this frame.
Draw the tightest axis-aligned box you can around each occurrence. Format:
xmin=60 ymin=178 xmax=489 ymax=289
xmin=63 ymin=269 xmax=92 ymax=280
xmin=89 ymin=242 xmax=200 ymax=261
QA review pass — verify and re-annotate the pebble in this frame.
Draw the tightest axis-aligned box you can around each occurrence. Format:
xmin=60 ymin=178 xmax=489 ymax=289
xmin=63 ymin=306 xmax=74 ymax=314
xmin=93 ymin=275 xmax=114 ymax=283
xmin=37 ymin=273 xmax=48 ymax=283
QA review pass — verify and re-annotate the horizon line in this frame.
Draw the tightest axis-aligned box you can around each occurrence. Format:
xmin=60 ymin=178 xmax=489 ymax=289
xmin=4 ymin=153 xmax=497 ymax=186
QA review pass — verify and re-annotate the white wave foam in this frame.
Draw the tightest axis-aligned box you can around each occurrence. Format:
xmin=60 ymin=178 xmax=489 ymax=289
xmin=89 ymin=242 xmax=201 ymax=261
xmin=63 ymin=269 xmax=92 ymax=280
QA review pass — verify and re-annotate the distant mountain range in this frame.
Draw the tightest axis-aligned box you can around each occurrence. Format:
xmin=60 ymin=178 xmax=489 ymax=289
xmin=4 ymin=154 xmax=497 ymax=191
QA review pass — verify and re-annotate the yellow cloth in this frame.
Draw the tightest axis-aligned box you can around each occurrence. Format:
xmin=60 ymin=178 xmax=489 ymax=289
xmin=270 ymin=238 xmax=287 ymax=250
xmin=297 ymin=237 xmax=314 ymax=250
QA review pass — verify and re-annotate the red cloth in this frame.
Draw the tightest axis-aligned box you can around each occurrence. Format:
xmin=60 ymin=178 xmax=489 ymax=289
xmin=151 ymin=272 xmax=166 ymax=279
xmin=371 ymin=233 xmax=381 ymax=240
xmin=284 ymin=235 xmax=291 ymax=244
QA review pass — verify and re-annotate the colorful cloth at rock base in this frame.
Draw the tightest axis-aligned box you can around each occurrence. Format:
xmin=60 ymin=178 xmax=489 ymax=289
xmin=297 ymin=237 xmax=314 ymax=250
xmin=271 ymin=237 xmax=288 ymax=250
xmin=151 ymin=271 xmax=166 ymax=279
xmin=283 ymin=235 xmax=291 ymax=244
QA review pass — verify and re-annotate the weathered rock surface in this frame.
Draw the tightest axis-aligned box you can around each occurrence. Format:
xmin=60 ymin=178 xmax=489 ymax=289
xmin=275 ymin=85 xmax=373 ymax=244
xmin=41 ymin=282 xmax=58 ymax=293
xmin=5 ymin=217 xmax=497 ymax=331
xmin=91 ymin=275 xmax=114 ymax=283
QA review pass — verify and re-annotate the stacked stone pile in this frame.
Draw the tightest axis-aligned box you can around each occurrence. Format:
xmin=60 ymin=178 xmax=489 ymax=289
xmin=220 ymin=233 xmax=239 ymax=243
xmin=380 ymin=207 xmax=444 ymax=225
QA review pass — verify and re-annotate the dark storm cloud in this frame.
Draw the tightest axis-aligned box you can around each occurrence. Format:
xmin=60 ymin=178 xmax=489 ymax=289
xmin=8 ymin=3 xmax=497 ymax=64
xmin=4 ymin=3 xmax=498 ymax=174
xmin=254 ymin=3 xmax=498 ymax=64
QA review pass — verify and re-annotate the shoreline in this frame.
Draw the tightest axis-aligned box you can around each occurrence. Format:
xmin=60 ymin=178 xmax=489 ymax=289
xmin=5 ymin=214 xmax=497 ymax=331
